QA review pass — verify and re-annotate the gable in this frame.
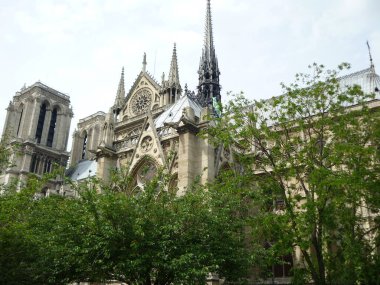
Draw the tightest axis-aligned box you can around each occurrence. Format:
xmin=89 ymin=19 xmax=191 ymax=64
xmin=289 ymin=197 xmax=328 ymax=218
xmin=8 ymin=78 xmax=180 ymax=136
xmin=122 ymin=72 xmax=161 ymax=120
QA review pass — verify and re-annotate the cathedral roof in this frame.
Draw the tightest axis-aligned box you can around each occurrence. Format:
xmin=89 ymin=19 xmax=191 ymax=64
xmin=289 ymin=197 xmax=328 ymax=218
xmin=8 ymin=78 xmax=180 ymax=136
xmin=16 ymin=81 xmax=70 ymax=102
xmin=125 ymin=54 xmax=161 ymax=103
xmin=66 ymin=159 xmax=97 ymax=181
xmin=155 ymin=95 xmax=202 ymax=128
xmin=125 ymin=71 xmax=161 ymax=101
xmin=251 ymin=66 xmax=380 ymax=127
xmin=338 ymin=67 xmax=380 ymax=98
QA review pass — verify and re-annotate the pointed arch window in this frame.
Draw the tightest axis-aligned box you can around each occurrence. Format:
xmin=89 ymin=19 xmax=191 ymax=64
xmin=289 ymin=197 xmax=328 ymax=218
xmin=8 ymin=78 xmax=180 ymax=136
xmin=131 ymin=159 xmax=157 ymax=192
xmin=16 ymin=105 xmax=24 ymax=137
xmin=46 ymin=108 xmax=57 ymax=147
xmin=30 ymin=154 xmax=37 ymax=173
xmin=35 ymin=103 xmax=47 ymax=143
xmin=81 ymin=132 xmax=88 ymax=159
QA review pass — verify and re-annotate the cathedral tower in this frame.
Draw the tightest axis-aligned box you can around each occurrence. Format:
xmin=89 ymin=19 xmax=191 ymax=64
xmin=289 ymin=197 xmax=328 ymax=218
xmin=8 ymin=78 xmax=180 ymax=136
xmin=1 ymin=82 xmax=73 ymax=192
xmin=197 ymin=0 xmax=221 ymax=108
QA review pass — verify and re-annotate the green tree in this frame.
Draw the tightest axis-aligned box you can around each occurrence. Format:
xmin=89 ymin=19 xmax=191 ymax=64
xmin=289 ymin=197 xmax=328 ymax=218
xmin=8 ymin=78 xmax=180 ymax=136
xmin=204 ymin=63 xmax=380 ymax=284
xmin=0 ymin=166 xmax=251 ymax=284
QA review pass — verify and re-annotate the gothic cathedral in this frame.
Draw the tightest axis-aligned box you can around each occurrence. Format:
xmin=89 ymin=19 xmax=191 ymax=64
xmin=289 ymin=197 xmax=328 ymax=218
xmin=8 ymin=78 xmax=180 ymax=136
xmin=67 ymin=0 xmax=229 ymax=194
xmin=0 ymin=0 xmax=228 ymax=194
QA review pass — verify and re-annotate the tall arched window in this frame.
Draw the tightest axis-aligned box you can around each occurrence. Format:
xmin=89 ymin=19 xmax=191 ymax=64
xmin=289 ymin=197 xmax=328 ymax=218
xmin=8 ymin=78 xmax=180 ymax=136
xmin=47 ymin=108 xmax=57 ymax=147
xmin=81 ymin=132 xmax=88 ymax=159
xmin=132 ymin=159 xmax=157 ymax=192
xmin=16 ymin=104 xmax=24 ymax=137
xmin=30 ymin=154 xmax=37 ymax=173
xmin=35 ymin=103 xmax=47 ymax=143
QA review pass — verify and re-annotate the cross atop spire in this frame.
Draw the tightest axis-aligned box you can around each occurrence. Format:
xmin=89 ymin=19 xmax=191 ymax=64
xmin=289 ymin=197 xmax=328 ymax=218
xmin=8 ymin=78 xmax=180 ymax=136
xmin=113 ymin=67 xmax=125 ymax=114
xmin=168 ymin=43 xmax=181 ymax=88
xmin=142 ymin=52 xmax=147 ymax=72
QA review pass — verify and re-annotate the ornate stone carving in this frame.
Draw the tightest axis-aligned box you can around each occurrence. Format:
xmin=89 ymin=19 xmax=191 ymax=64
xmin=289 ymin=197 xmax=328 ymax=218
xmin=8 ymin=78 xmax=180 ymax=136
xmin=130 ymin=88 xmax=152 ymax=115
xmin=140 ymin=136 xmax=153 ymax=152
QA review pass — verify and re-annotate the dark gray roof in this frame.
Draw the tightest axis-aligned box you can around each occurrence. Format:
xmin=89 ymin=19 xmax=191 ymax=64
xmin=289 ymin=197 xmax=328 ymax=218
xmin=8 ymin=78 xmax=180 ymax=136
xmin=66 ymin=159 xmax=97 ymax=181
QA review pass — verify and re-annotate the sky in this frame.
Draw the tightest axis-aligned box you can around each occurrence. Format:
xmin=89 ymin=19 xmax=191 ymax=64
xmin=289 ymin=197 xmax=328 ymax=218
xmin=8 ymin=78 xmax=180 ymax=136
xmin=0 ymin=0 xmax=379 ymax=151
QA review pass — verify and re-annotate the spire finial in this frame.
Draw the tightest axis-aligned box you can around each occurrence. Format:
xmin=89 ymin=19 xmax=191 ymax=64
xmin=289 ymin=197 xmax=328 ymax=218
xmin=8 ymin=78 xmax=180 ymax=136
xmin=197 ymin=0 xmax=221 ymax=108
xmin=204 ymin=0 xmax=214 ymax=61
xmin=114 ymin=66 xmax=125 ymax=112
xmin=168 ymin=43 xmax=180 ymax=87
xmin=367 ymin=41 xmax=374 ymax=69
xmin=142 ymin=52 xmax=147 ymax=72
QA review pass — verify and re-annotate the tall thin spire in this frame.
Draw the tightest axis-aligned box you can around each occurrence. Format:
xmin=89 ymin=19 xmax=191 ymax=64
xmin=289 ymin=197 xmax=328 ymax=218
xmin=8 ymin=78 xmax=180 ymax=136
xmin=113 ymin=67 xmax=125 ymax=114
xmin=204 ymin=0 xmax=214 ymax=61
xmin=168 ymin=43 xmax=181 ymax=88
xmin=367 ymin=41 xmax=374 ymax=69
xmin=197 ymin=0 xmax=221 ymax=108
xmin=159 ymin=44 xmax=182 ymax=106
xmin=142 ymin=52 xmax=147 ymax=72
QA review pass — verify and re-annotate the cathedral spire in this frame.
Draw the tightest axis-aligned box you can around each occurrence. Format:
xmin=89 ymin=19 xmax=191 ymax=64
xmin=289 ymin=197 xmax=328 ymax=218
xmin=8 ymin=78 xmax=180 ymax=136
xmin=367 ymin=41 xmax=375 ymax=70
xmin=197 ymin=0 xmax=221 ymax=108
xmin=204 ymin=0 xmax=214 ymax=62
xmin=168 ymin=43 xmax=181 ymax=88
xmin=113 ymin=67 xmax=125 ymax=115
xmin=142 ymin=52 xmax=147 ymax=72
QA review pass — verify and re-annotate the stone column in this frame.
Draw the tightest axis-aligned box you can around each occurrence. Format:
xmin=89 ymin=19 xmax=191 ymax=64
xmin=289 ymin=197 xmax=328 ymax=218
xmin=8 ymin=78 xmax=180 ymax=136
xmin=20 ymin=145 xmax=33 ymax=173
xmin=87 ymin=129 xmax=93 ymax=155
xmin=40 ymin=108 xmax=52 ymax=145
xmin=54 ymin=112 xmax=69 ymax=151
xmin=2 ymin=102 xmax=15 ymax=137
xmin=24 ymin=98 xmax=37 ymax=139
xmin=14 ymin=106 xmax=24 ymax=137
xmin=97 ymin=154 xmax=117 ymax=182
xmin=164 ymin=91 xmax=169 ymax=106
xmin=70 ymin=132 xmax=81 ymax=166
xmin=92 ymin=126 xmax=100 ymax=150
xmin=63 ymin=110 xmax=73 ymax=151
xmin=37 ymin=156 xmax=45 ymax=175
xmin=177 ymin=107 xmax=199 ymax=195
xmin=52 ymin=112 xmax=62 ymax=150
xmin=199 ymin=107 xmax=215 ymax=185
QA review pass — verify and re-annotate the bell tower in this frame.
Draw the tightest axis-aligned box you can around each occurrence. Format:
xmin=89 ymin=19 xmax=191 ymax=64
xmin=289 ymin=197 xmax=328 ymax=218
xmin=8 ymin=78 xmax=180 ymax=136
xmin=1 ymin=82 xmax=73 ymax=192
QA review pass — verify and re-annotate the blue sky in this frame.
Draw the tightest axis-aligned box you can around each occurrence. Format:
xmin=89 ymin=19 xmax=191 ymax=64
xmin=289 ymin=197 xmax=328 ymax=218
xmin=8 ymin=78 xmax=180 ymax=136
xmin=0 ymin=0 xmax=379 ymax=150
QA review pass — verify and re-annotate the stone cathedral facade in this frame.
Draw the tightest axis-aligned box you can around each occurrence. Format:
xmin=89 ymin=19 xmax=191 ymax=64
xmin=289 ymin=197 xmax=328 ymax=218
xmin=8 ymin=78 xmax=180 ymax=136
xmin=2 ymin=0 xmax=380 ymax=198
xmin=67 ymin=0 xmax=228 ymax=193
xmin=0 ymin=0 xmax=227 ymax=195
xmin=0 ymin=0 xmax=379 ymax=283
xmin=1 ymin=0 xmax=379 ymax=197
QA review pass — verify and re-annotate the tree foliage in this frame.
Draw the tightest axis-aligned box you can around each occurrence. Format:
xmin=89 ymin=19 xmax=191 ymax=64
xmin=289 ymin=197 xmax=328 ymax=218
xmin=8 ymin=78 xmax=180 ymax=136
xmin=204 ymin=63 xmax=380 ymax=284
xmin=0 ymin=167 xmax=251 ymax=284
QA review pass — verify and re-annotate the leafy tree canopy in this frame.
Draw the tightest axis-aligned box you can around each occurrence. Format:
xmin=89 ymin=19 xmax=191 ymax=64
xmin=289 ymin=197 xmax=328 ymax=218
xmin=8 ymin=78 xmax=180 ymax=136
xmin=204 ymin=63 xmax=380 ymax=284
